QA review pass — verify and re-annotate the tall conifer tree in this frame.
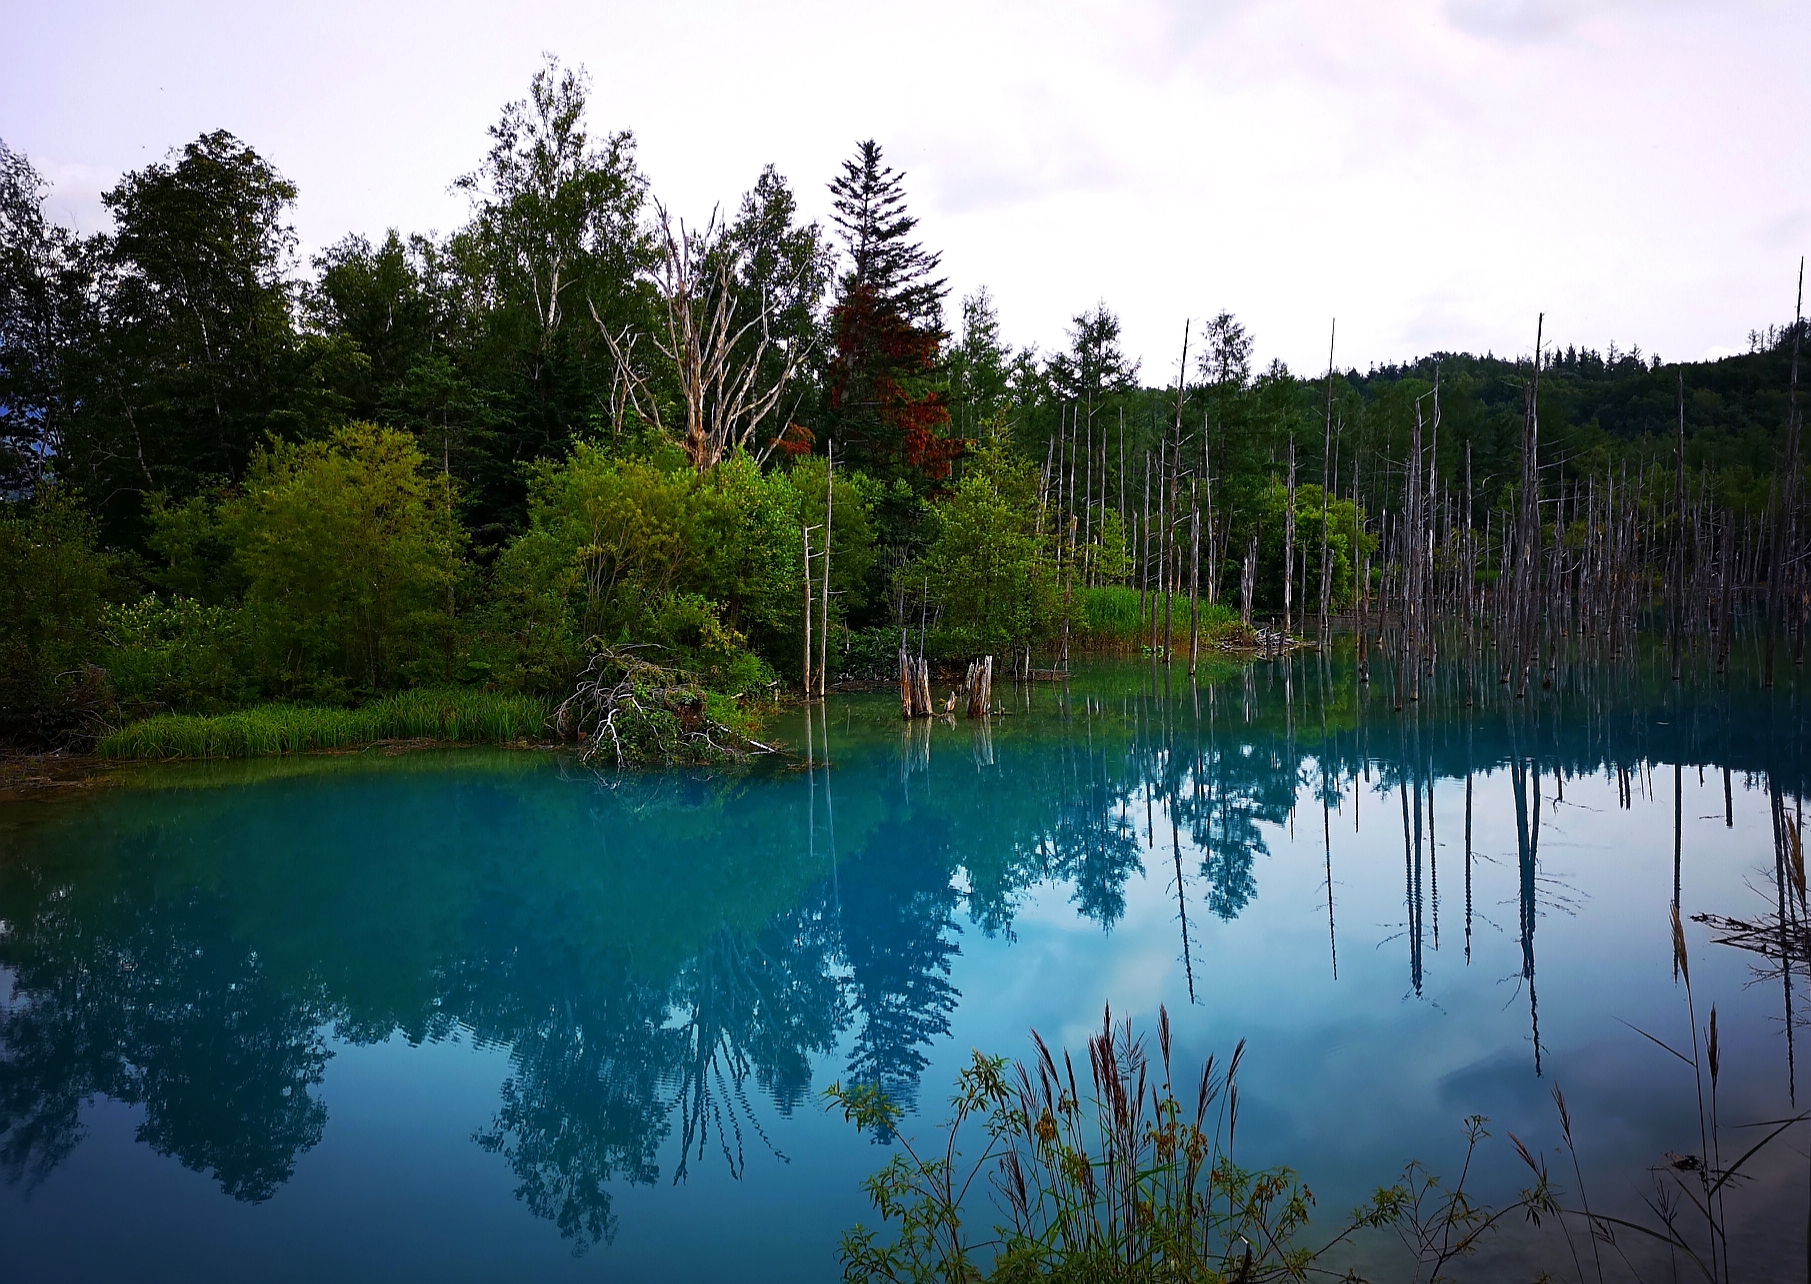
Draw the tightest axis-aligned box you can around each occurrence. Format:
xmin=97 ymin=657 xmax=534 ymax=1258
xmin=824 ymin=141 xmax=958 ymax=481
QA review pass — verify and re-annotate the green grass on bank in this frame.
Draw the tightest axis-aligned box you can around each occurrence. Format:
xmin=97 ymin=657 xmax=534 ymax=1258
xmin=98 ymin=688 xmax=554 ymax=760
xmin=1079 ymin=586 xmax=1244 ymax=646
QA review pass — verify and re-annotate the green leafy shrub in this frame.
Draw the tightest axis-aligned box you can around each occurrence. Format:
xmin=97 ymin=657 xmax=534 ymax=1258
xmin=1241 ymin=482 xmax=1368 ymax=613
xmin=484 ymin=443 xmax=840 ymax=692
xmin=0 ymin=488 xmax=117 ymax=742
xmin=838 ymin=626 xmax=906 ymax=680
xmin=100 ymin=595 xmax=256 ymax=714
xmin=144 ymin=490 xmax=243 ymax=604
xmin=913 ymin=430 xmax=1053 ymax=656
xmin=219 ymin=422 xmax=465 ymax=699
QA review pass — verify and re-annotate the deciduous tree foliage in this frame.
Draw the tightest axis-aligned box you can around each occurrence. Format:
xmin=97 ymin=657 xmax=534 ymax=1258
xmin=0 ymin=488 xmax=115 ymax=739
xmin=220 ymin=424 xmax=465 ymax=696
xmin=1 ymin=55 xmax=1808 ymax=743
xmin=917 ymin=426 xmax=1053 ymax=653
xmin=0 ymin=142 xmax=91 ymax=494
xmin=446 ymin=57 xmax=655 ymax=538
xmin=63 ymin=131 xmax=330 ymax=541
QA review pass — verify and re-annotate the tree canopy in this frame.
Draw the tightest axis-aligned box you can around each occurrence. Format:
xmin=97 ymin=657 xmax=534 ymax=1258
xmin=1 ymin=54 xmax=1806 ymax=743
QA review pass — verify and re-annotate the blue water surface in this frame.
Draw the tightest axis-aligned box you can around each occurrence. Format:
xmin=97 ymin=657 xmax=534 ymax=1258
xmin=2 ymin=652 xmax=1808 ymax=1281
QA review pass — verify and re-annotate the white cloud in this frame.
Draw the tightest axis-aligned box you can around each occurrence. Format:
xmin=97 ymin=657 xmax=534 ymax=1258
xmin=1442 ymin=0 xmax=1587 ymax=42
xmin=1 ymin=0 xmax=1802 ymax=374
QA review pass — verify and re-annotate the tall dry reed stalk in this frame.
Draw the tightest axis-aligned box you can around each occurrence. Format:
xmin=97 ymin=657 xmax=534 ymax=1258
xmin=1564 ymin=906 xmax=1810 ymax=1282
xmin=828 ymin=1007 xmax=1556 ymax=1283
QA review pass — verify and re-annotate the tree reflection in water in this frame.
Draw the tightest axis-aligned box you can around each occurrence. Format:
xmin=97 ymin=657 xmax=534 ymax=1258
xmin=1 ymin=647 xmax=1807 ymax=1253
xmin=0 ymin=846 xmax=331 ymax=1202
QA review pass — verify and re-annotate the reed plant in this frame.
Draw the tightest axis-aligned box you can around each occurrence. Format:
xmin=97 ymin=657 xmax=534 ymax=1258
xmin=1078 ymin=588 xmax=1246 ymax=651
xmin=1560 ymin=905 xmax=1810 ymax=1283
xmin=828 ymin=1006 xmax=1554 ymax=1283
xmin=97 ymin=688 xmax=551 ymax=760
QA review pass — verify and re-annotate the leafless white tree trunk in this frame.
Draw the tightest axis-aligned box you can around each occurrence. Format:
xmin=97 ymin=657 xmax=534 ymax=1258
xmin=595 ymin=202 xmax=812 ymax=471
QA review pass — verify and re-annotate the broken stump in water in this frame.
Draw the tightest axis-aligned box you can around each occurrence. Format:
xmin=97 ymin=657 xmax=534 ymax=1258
xmin=963 ymin=655 xmax=994 ymax=718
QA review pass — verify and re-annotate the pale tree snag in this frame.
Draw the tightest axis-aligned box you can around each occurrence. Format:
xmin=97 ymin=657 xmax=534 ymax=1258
xmin=595 ymin=201 xmax=812 ymax=471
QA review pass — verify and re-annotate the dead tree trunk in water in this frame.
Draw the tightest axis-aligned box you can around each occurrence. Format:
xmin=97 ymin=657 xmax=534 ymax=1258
xmin=1241 ymin=532 xmax=1258 ymax=628
xmin=1061 ymin=515 xmax=1078 ymax=669
xmin=1284 ymin=438 xmax=1298 ymax=638
xmin=1320 ymin=320 xmax=1336 ymax=645
xmin=1083 ymin=401 xmax=1092 ymax=570
xmin=965 ymin=655 xmax=993 ymax=717
xmin=1164 ymin=433 xmax=1179 ymax=660
xmin=1425 ymin=377 xmax=1441 ymax=682
xmin=802 ymin=525 xmax=815 ymax=695
xmin=1152 ymin=435 xmax=1167 ymax=655
xmin=1406 ymin=395 xmax=1425 ymax=702
xmin=1514 ymin=315 xmax=1545 ymax=698
xmin=898 ymin=629 xmax=912 ymax=716
xmin=1767 ymin=259 xmax=1805 ymax=686
xmin=1189 ymin=503 xmax=1201 ymax=674
xmin=1203 ymin=407 xmax=1219 ymax=606
xmin=1356 ymin=436 xmax=1369 ymax=682
xmin=1140 ymin=450 xmax=1152 ymax=627
xmin=1164 ymin=321 xmax=1189 ymax=661
xmin=1464 ymin=441 xmax=1475 ymax=703
xmin=820 ymin=443 xmax=834 ymax=696
xmin=1673 ymin=376 xmax=1686 ymax=681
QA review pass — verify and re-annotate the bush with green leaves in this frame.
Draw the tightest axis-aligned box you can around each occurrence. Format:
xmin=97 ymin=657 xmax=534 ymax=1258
xmin=485 ymin=443 xmax=752 ymax=689
xmin=226 ymin=423 xmax=465 ymax=697
xmin=99 ymin=594 xmax=256 ymax=715
xmin=912 ymin=430 xmax=1055 ymax=657
xmin=791 ymin=452 xmax=882 ymax=619
xmin=145 ymin=423 xmax=467 ymax=701
xmin=0 ymin=487 xmax=117 ymax=741
xmin=484 ymin=443 xmax=869 ymax=692
xmin=1240 ymin=482 xmax=1369 ymax=613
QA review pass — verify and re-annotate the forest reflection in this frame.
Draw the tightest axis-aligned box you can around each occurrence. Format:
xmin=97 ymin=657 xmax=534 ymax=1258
xmin=1 ymin=649 xmax=1806 ymax=1252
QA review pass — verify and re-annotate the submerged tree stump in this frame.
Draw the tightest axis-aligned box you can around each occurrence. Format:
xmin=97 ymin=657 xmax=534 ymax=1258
xmin=899 ymin=633 xmax=934 ymax=718
xmin=963 ymin=656 xmax=994 ymax=718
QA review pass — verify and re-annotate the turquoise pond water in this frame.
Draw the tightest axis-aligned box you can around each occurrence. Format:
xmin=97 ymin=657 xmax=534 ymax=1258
xmin=2 ymin=652 xmax=1809 ymax=1280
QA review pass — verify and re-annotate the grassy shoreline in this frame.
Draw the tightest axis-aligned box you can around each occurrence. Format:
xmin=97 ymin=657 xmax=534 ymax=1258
xmin=1078 ymin=586 xmax=1253 ymax=651
xmin=97 ymin=688 xmax=553 ymax=760
xmin=91 ymin=603 xmax=1277 ymax=764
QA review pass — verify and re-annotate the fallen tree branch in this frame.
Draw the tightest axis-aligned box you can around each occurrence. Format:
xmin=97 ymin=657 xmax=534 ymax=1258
xmin=554 ymin=646 xmax=775 ymax=767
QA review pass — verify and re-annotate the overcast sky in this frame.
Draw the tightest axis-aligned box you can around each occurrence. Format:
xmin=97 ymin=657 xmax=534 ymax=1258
xmin=3 ymin=0 xmax=1806 ymax=378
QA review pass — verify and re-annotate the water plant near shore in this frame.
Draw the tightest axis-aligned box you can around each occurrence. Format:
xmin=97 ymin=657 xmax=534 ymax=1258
xmin=96 ymin=688 xmax=551 ymax=759
xmin=827 ymin=1007 xmax=1557 ymax=1283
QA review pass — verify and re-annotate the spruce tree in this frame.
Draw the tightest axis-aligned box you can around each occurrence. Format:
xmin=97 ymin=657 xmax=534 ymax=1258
xmin=824 ymin=141 xmax=958 ymax=481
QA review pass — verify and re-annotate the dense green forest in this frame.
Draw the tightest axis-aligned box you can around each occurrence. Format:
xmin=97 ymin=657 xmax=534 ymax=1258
xmin=1 ymin=58 xmax=1805 ymax=746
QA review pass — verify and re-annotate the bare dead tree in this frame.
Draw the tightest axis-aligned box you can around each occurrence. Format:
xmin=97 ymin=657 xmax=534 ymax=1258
xmin=819 ymin=441 xmax=834 ymax=696
xmin=1767 ymin=259 xmax=1805 ymax=685
xmin=1284 ymin=437 xmax=1298 ymax=638
xmin=596 ymin=201 xmax=812 ymax=471
xmin=1320 ymin=320 xmax=1336 ymax=644
xmin=802 ymin=524 xmax=815 ymax=695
